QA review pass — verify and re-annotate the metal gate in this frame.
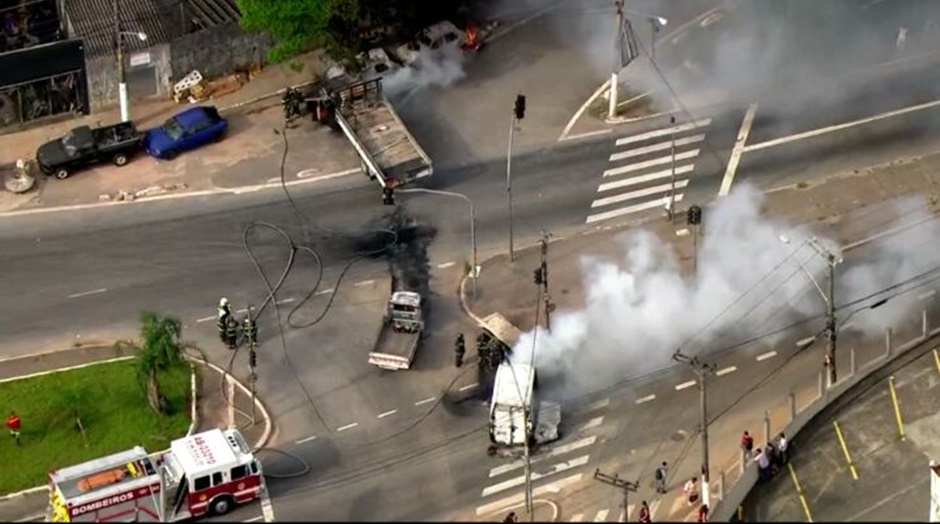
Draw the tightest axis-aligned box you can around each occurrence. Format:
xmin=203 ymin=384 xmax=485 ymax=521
xmin=0 ymin=39 xmax=89 ymax=129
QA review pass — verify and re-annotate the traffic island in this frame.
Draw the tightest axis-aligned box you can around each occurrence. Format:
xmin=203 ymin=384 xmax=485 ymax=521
xmin=0 ymin=357 xmax=192 ymax=495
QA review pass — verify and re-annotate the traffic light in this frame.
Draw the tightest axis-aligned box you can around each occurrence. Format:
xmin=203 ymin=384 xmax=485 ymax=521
xmin=533 ymin=266 xmax=543 ymax=286
xmin=244 ymin=319 xmax=258 ymax=346
xmin=382 ymin=187 xmax=395 ymax=206
xmin=248 ymin=348 xmax=257 ymax=368
xmin=687 ymin=205 xmax=702 ymax=226
xmin=514 ymin=94 xmax=526 ymax=120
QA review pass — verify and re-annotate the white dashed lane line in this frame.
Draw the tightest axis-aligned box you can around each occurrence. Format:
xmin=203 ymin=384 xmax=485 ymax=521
xmin=716 ymin=366 xmax=738 ymax=376
xmin=377 ymin=409 xmax=398 ymax=419
xmin=67 ymin=288 xmax=107 ymax=299
xmin=675 ymin=380 xmax=697 ymax=391
xmin=437 ymin=261 xmax=457 ymax=269
xmin=635 ymin=394 xmax=656 ymax=405
xmin=315 ymin=288 xmax=334 ymax=296
xmin=459 ymin=382 xmax=478 ymax=392
xmin=336 ymin=422 xmax=359 ymax=432
xmin=196 ymin=316 xmax=214 ymax=323
xmin=295 ymin=435 xmax=317 ymax=444
xmin=415 ymin=396 xmax=436 ymax=406
xmin=756 ymin=350 xmax=778 ymax=362
xmin=354 ymin=280 xmax=375 ymax=287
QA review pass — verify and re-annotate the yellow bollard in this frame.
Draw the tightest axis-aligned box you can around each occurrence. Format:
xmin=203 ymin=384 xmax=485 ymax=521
xmin=787 ymin=462 xmax=814 ymax=523
xmin=934 ymin=349 xmax=940 ymax=375
xmin=832 ymin=421 xmax=859 ymax=480
xmin=888 ymin=376 xmax=906 ymax=441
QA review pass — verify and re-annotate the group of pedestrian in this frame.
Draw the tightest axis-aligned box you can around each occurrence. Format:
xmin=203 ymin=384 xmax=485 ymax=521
xmin=741 ymin=430 xmax=788 ymax=483
xmin=645 ymin=461 xmax=708 ymax=522
xmin=217 ymin=298 xmax=259 ymax=350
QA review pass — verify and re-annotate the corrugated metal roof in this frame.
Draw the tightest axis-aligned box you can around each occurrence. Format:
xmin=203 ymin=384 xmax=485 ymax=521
xmin=184 ymin=0 xmax=240 ymax=29
xmin=62 ymin=0 xmax=177 ymax=58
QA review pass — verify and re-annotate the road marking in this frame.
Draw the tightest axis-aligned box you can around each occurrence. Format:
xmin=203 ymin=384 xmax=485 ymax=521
xmin=315 ymin=288 xmax=334 ymax=296
xmin=635 ymin=394 xmax=656 ymax=404
xmin=377 ymin=409 xmax=398 ymax=419
xmin=67 ymin=288 xmax=107 ymax=299
xmin=592 ymin=180 xmax=690 ymax=208
xmin=609 ymin=134 xmax=706 ymax=162
xmin=415 ymin=396 xmax=436 ymax=406
xmin=597 ymin=164 xmax=695 ymax=192
xmin=354 ymin=280 xmax=375 ymax=287
xmin=227 ymin=376 xmax=236 ymax=429
xmin=459 ymin=382 xmax=479 ymax=392
xmin=295 ymin=435 xmax=317 ymax=444
xmin=603 ymin=150 xmax=700 ymax=177
xmin=489 ymin=436 xmax=597 ymax=477
xmin=276 ymin=298 xmax=296 ymax=305
xmin=586 ymin=194 xmax=685 ymax=224
xmin=196 ymin=315 xmax=215 ymax=323
xmin=336 ymin=422 xmax=359 ymax=432
xmin=244 ymin=517 xmax=264 ymax=523
xmin=296 ymin=168 xmax=320 ymax=179
xmin=481 ymin=455 xmax=590 ymax=497
xmin=593 ymin=509 xmax=610 ymax=522
xmin=619 ymin=504 xmax=635 ymax=523
xmin=266 ymin=177 xmax=280 ymax=184
xmin=559 ymin=78 xmax=612 ymax=141
xmin=743 ymin=97 xmax=940 ymax=154
xmin=719 ymin=102 xmax=759 ymax=196
xmin=585 ymin=397 xmax=610 ymax=412
xmin=570 ymin=514 xmax=584 ymax=522
xmin=260 ymin=486 xmax=276 ymax=522
xmin=576 ymin=416 xmax=604 ymax=432
xmin=919 ymin=290 xmax=936 ymax=301
xmin=437 ymin=261 xmax=457 ymax=269
xmin=648 ymin=501 xmax=662 ymax=520
xmin=561 ymin=128 xmax=613 ymax=142
xmin=615 ymin=119 xmax=711 ymax=147
xmin=475 ymin=474 xmax=583 ymax=516
xmin=716 ymin=366 xmax=738 ymax=377
xmin=675 ymin=380 xmax=697 ymax=391
xmin=757 ymin=350 xmax=778 ymax=362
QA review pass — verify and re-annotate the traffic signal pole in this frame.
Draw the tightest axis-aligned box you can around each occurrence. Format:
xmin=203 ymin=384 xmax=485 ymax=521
xmin=508 ymin=95 xmax=525 ymax=262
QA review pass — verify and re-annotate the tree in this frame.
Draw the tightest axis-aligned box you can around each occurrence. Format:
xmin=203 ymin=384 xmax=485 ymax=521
xmin=237 ymin=0 xmax=360 ymax=62
xmin=119 ymin=311 xmax=184 ymax=415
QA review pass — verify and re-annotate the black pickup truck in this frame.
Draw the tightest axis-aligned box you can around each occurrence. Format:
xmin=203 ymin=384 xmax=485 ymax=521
xmin=36 ymin=122 xmax=143 ymax=179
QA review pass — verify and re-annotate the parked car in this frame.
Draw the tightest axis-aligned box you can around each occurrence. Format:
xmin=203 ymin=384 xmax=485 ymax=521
xmin=143 ymin=106 xmax=227 ymax=160
xmin=36 ymin=122 xmax=142 ymax=179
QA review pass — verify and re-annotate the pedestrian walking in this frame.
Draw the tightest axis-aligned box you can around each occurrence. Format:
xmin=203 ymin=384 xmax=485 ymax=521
xmin=654 ymin=461 xmax=668 ymax=493
xmin=683 ymin=477 xmax=699 ymax=506
xmin=638 ymin=500 xmax=652 ymax=523
xmin=217 ymin=297 xmax=232 ymax=343
xmin=897 ymin=26 xmax=908 ymax=52
xmin=224 ymin=317 xmax=239 ymax=350
xmin=697 ymin=504 xmax=709 ymax=523
xmin=776 ymin=432 xmax=788 ymax=465
xmin=740 ymin=430 xmax=754 ymax=462
xmin=6 ymin=411 xmax=21 ymax=445
xmin=455 ymin=333 xmax=466 ymax=368
xmin=504 ymin=511 xmax=517 ymax=523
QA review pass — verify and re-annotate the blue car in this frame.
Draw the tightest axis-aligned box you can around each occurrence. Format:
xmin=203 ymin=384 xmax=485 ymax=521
xmin=143 ymin=106 xmax=227 ymax=160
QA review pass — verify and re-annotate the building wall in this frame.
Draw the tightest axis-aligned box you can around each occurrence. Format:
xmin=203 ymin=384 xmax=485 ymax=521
xmin=169 ymin=24 xmax=271 ymax=82
xmin=85 ymin=43 xmax=172 ymax=112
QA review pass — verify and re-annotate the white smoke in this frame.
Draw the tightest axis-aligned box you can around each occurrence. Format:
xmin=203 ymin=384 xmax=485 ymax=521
xmin=382 ymin=43 xmax=468 ymax=98
xmin=511 ymin=184 xmax=940 ymax=398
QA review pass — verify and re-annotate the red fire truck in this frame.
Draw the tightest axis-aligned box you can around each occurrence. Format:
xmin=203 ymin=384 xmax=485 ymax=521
xmin=47 ymin=428 xmax=265 ymax=522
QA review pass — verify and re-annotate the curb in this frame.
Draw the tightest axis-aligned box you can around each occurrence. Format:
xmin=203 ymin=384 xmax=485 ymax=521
xmin=185 ymin=361 xmax=198 ymax=437
xmin=0 ymin=354 xmax=134 ymax=384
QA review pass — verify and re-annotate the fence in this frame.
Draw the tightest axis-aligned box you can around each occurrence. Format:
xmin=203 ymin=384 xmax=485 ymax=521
xmin=710 ymin=307 xmax=940 ymax=521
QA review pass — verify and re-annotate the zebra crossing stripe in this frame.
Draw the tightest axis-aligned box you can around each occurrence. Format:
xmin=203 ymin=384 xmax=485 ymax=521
xmin=597 ymin=165 xmax=695 ymax=192
xmin=587 ymin=194 xmax=685 ymax=224
xmin=603 ymin=150 xmax=700 ymax=178
xmin=593 ymin=509 xmax=609 ymax=521
xmin=570 ymin=514 xmax=584 ymax=522
xmin=488 ymin=436 xmax=597 ymax=477
xmin=615 ymin=118 xmax=712 ymax=146
xmin=591 ymin=180 xmax=689 ymax=208
xmin=609 ymin=134 xmax=706 ymax=162
xmin=481 ymin=455 xmax=590 ymax=497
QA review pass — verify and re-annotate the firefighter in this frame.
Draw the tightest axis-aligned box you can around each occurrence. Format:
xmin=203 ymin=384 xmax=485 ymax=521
xmin=6 ymin=411 xmax=21 ymax=445
xmin=477 ymin=332 xmax=492 ymax=370
xmin=217 ymin=298 xmax=232 ymax=343
xmin=225 ymin=317 xmax=239 ymax=350
xmin=454 ymin=333 xmax=465 ymax=368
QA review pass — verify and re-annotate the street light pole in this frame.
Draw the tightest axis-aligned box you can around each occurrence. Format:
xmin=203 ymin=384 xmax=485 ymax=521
xmin=609 ymin=0 xmax=624 ymax=120
xmin=398 ymin=188 xmax=477 ymax=294
xmin=673 ymin=351 xmax=716 ymax=507
xmin=507 ymin=114 xmax=515 ymax=262
xmin=113 ymin=0 xmax=129 ymax=122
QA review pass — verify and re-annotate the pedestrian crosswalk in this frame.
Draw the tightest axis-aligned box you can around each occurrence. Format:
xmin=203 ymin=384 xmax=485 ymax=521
xmin=474 ymin=399 xmax=610 ymax=517
xmin=587 ymin=118 xmax=712 ymax=225
xmin=569 ymin=500 xmax=662 ymax=523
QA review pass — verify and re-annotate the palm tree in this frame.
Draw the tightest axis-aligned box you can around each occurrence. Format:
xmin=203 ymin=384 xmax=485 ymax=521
xmin=132 ymin=311 xmax=183 ymax=414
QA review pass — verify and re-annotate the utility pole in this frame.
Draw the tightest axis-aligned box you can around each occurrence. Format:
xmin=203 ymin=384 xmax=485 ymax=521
xmin=825 ymin=252 xmax=837 ymax=385
xmin=686 ymin=205 xmax=703 ymax=274
xmin=523 ymin=405 xmax=534 ymax=520
xmin=537 ymin=230 xmax=554 ymax=332
xmin=669 ymin=115 xmax=677 ymax=220
xmin=673 ymin=351 xmax=716 ymax=507
xmin=245 ymin=306 xmax=259 ymax=425
xmin=609 ymin=0 xmax=624 ymax=120
xmin=113 ymin=0 xmax=129 ymax=122
xmin=594 ymin=469 xmax=638 ymax=522
xmin=508 ymin=94 xmax=525 ymax=262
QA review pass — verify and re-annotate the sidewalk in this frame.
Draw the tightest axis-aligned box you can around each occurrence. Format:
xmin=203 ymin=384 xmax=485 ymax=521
xmin=462 ymin=147 xmax=940 ymax=520
xmin=0 ymin=50 xmax=361 ymax=214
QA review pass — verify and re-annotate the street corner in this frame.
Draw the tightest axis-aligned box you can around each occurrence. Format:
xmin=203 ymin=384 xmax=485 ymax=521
xmin=471 ymin=497 xmax=560 ymax=523
xmin=207 ymin=111 xmax=360 ymax=191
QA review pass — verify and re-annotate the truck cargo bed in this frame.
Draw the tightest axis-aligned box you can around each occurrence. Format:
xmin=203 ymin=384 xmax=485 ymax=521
xmin=368 ymin=325 xmax=420 ymax=370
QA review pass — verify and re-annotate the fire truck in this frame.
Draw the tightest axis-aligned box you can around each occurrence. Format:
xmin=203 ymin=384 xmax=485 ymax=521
xmin=46 ymin=429 xmax=264 ymax=522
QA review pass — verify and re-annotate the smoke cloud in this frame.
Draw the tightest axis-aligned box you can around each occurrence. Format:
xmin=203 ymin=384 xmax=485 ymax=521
xmin=382 ymin=42 xmax=468 ymax=99
xmin=511 ymin=184 xmax=940 ymax=398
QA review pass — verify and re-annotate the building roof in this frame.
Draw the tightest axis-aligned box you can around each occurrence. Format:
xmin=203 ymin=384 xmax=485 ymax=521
xmin=185 ymin=0 xmax=241 ymax=29
xmin=62 ymin=0 xmax=177 ymax=58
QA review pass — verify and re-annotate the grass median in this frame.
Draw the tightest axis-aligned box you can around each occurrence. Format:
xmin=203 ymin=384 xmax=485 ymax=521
xmin=0 ymin=358 xmax=192 ymax=495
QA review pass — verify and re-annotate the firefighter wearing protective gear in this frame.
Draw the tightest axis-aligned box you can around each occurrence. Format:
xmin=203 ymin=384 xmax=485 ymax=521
xmin=217 ymin=298 xmax=232 ymax=343
xmin=224 ymin=317 xmax=239 ymax=350
xmin=455 ymin=333 xmax=465 ymax=368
